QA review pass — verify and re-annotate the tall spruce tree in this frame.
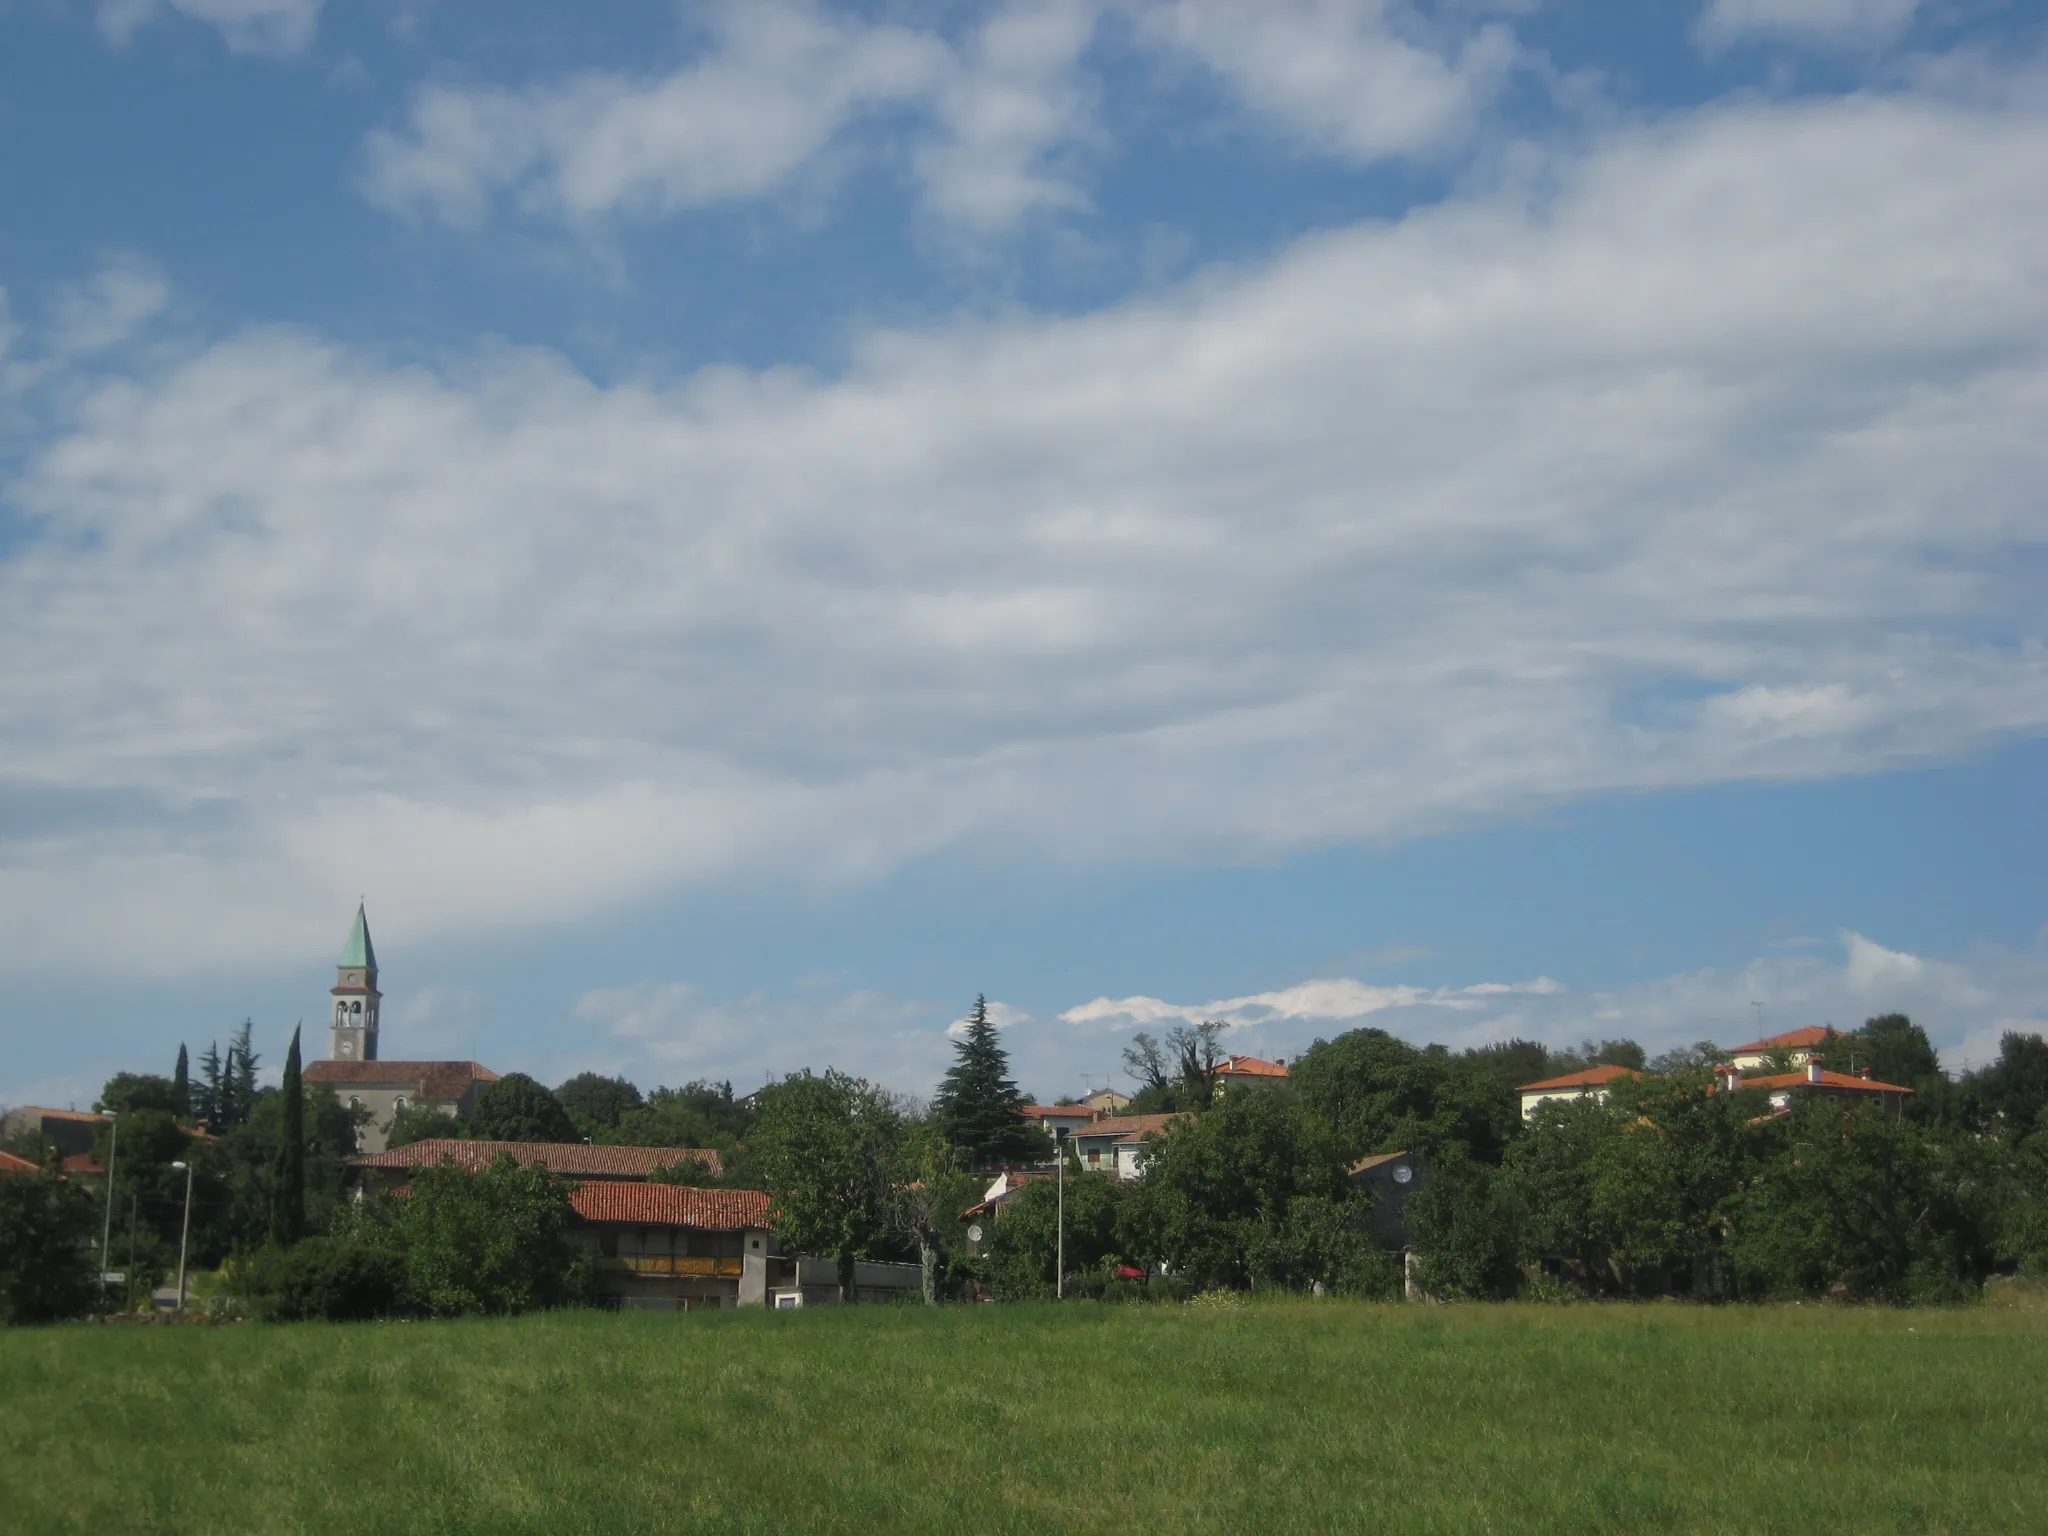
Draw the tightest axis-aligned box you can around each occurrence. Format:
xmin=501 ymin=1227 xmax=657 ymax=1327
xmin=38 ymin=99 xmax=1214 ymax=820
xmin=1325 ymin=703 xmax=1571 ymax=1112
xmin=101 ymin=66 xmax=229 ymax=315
xmin=269 ymin=1026 xmax=305 ymax=1247
xmin=932 ymin=995 xmax=1041 ymax=1168
xmin=228 ymin=1019 xmax=259 ymax=1129
xmin=172 ymin=1044 xmax=190 ymax=1120
xmin=195 ymin=1041 xmax=223 ymax=1130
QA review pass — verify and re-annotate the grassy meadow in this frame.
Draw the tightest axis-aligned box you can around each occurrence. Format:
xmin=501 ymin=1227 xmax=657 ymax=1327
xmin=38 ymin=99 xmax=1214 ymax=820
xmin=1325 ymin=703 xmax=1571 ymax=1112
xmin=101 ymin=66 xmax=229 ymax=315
xmin=4 ymin=1297 xmax=2045 ymax=1536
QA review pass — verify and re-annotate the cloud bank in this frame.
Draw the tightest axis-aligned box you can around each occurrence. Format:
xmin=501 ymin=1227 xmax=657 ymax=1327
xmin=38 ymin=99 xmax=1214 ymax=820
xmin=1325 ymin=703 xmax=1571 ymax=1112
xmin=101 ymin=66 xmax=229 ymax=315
xmin=3 ymin=80 xmax=2046 ymax=979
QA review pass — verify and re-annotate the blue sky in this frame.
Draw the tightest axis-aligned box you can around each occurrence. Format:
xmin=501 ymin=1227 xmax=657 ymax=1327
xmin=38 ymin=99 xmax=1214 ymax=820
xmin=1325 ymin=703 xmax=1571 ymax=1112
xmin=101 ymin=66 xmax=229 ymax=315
xmin=2 ymin=0 xmax=2044 ymax=1111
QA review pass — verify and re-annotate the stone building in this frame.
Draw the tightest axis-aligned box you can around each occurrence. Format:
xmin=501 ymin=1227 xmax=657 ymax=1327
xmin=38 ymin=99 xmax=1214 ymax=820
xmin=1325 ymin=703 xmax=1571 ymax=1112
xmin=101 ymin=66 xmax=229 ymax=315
xmin=301 ymin=904 xmax=498 ymax=1153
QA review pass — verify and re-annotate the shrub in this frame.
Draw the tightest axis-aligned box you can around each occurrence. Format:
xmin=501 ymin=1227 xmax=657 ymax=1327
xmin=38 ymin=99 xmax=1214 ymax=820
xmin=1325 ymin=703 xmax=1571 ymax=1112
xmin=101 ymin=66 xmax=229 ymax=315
xmin=230 ymin=1236 xmax=409 ymax=1322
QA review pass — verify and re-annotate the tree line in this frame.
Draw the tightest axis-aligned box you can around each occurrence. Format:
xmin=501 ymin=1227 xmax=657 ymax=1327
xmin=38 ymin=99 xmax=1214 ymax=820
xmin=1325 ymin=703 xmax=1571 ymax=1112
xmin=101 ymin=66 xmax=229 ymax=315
xmin=6 ymin=997 xmax=2045 ymax=1322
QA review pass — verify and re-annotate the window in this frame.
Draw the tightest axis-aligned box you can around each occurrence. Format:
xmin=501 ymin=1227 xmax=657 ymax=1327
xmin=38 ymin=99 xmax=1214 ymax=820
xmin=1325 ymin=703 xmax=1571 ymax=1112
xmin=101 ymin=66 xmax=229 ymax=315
xmin=393 ymin=1096 xmax=407 ymax=1112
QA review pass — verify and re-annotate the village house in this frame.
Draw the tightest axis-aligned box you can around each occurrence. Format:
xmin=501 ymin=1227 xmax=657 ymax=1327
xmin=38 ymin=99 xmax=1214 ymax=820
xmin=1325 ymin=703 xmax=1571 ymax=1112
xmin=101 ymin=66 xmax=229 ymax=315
xmin=1209 ymin=1054 xmax=1289 ymax=1092
xmin=1019 ymin=1104 xmax=1099 ymax=1150
xmin=0 ymin=1106 xmax=111 ymax=1160
xmin=1515 ymin=1065 xmax=1642 ymax=1120
xmin=1727 ymin=1025 xmax=1835 ymax=1071
xmin=1080 ymin=1087 xmax=1132 ymax=1114
xmin=1719 ymin=1062 xmax=1913 ymax=1117
xmin=1067 ymin=1113 xmax=1181 ymax=1180
xmin=348 ymin=1136 xmax=918 ymax=1308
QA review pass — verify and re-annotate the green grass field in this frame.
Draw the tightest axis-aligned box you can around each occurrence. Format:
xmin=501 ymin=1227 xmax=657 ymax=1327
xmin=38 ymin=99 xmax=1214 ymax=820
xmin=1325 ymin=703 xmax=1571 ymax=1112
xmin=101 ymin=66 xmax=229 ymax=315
xmin=4 ymin=1298 xmax=2044 ymax=1535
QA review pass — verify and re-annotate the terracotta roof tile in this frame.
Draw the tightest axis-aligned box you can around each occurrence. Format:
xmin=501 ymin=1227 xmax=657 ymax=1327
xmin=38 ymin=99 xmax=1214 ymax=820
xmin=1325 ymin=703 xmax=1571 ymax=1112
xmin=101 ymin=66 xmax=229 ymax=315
xmin=1347 ymin=1151 xmax=1413 ymax=1175
xmin=1517 ymin=1065 xmax=1642 ymax=1093
xmin=304 ymin=1060 xmax=501 ymax=1101
xmin=1730 ymin=1025 xmax=1835 ymax=1054
xmin=0 ymin=1150 xmax=39 ymax=1175
xmin=61 ymin=1155 xmax=105 ymax=1175
xmin=1736 ymin=1069 xmax=1913 ymax=1096
xmin=1211 ymin=1055 xmax=1290 ymax=1078
xmin=569 ymin=1183 xmax=772 ymax=1230
xmin=19 ymin=1107 xmax=112 ymax=1124
xmin=349 ymin=1139 xmax=722 ymax=1178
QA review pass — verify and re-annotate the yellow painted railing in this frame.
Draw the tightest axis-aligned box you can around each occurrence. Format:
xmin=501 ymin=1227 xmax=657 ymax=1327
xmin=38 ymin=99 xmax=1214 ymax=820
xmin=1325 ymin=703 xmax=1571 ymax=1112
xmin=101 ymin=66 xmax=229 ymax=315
xmin=609 ymin=1255 xmax=743 ymax=1278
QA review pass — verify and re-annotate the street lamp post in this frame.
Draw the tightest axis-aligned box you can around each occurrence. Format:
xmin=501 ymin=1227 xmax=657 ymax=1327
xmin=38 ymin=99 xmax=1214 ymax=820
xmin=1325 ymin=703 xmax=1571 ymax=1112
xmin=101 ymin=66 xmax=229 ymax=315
xmin=169 ymin=1160 xmax=195 ymax=1312
xmin=98 ymin=1116 xmax=119 ymax=1305
xmin=1056 ymin=1129 xmax=1065 ymax=1301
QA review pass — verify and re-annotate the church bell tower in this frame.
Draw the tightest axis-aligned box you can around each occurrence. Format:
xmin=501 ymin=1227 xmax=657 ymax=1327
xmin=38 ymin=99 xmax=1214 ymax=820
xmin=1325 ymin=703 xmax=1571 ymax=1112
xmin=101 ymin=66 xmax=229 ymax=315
xmin=329 ymin=903 xmax=381 ymax=1061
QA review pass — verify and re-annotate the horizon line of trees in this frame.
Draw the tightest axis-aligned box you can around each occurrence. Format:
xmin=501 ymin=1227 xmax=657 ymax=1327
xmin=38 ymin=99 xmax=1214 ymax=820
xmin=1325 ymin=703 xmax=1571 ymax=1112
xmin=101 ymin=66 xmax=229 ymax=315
xmin=6 ymin=1002 xmax=2047 ymax=1323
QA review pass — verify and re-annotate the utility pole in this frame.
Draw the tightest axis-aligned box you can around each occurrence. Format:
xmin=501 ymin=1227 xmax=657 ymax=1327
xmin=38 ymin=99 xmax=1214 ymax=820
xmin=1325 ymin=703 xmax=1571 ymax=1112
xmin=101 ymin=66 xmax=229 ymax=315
xmin=171 ymin=1160 xmax=195 ymax=1312
xmin=98 ymin=1115 xmax=119 ymax=1307
xmin=1056 ymin=1132 xmax=1065 ymax=1301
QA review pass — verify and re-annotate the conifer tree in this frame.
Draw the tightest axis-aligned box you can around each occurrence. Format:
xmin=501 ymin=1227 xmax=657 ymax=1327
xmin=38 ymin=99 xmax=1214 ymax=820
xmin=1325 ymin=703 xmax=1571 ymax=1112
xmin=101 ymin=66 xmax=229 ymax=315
xmin=228 ymin=1019 xmax=259 ymax=1129
xmin=195 ymin=1041 xmax=223 ymax=1129
xmin=932 ymin=995 xmax=1041 ymax=1168
xmin=172 ymin=1044 xmax=190 ymax=1120
xmin=269 ymin=1026 xmax=305 ymax=1247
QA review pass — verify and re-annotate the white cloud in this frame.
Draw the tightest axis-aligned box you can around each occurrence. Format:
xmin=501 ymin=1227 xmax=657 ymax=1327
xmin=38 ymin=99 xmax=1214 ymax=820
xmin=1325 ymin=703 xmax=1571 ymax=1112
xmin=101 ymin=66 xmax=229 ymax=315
xmin=1061 ymin=974 xmax=1559 ymax=1031
xmin=1696 ymin=0 xmax=1921 ymax=52
xmin=361 ymin=1 xmax=947 ymax=226
xmin=915 ymin=0 xmax=1101 ymax=235
xmin=1139 ymin=0 xmax=1516 ymax=164
xmin=3 ymin=83 xmax=2047 ymax=978
xmin=96 ymin=0 xmax=323 ymax=55
xmin=948 ymin=999 xmax=1033 ymax=1037
xmin=572 ymin=981 xmax=951 ymax=1094
xmin=1055 ymin=932 xmax=2048 ymax=1085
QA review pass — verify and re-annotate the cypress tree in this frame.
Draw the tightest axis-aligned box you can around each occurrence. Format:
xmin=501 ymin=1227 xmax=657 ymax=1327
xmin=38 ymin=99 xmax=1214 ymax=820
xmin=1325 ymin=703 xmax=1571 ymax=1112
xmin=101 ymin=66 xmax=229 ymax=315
xmin=228 ymin=1019 xmax=259 ymax=1129
xmin=269 ymin=1026 xmax=305 ymax=1247
xmin=172 ymin=1044 xmax=190 ymax=1120
xmin=932 ymin=995 xmax=1041 ymax=1168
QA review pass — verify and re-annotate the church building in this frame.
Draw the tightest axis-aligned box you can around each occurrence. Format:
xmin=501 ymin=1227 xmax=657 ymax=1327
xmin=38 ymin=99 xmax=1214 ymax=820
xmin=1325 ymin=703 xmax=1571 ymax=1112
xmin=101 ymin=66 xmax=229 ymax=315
xmin=303 ymin=903 xmax=497 ymax=1153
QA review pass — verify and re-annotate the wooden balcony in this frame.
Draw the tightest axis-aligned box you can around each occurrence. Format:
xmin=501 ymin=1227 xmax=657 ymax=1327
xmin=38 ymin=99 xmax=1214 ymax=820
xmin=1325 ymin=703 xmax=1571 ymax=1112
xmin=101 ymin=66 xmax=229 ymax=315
xmin=608 ymin=1255 xmax=744 ymax=1278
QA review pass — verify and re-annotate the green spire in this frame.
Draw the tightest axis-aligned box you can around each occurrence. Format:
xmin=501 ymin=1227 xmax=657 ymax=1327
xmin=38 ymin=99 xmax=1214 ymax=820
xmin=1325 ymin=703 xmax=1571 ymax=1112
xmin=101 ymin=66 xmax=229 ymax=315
xmin=340 ymin=903 xmax=377 ymax=972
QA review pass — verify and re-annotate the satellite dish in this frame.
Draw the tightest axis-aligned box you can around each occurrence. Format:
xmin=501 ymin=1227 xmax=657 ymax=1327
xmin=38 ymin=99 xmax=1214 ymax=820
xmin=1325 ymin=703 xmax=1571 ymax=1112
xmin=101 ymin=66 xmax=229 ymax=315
xmin=1392 ymin=1165 xmax=1413 ymax=1184
xmin=967 ymin=1224 xmax=984 ymax=1243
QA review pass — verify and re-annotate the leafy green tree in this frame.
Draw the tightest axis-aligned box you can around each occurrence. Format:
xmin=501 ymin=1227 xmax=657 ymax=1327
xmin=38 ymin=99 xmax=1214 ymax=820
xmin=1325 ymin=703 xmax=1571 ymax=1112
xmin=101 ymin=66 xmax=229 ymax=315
xmin=554 ymin=1073 xmax=644 ymax=1136
xmin=1122 ymin=1088 xmax=1346 ymax=1291
xmin=931 ymin=997 xmax=1040 ymax=1167
xmin=1405 ymin=1147 xmax=1521 ymax=1299
xmin=269 ymin=1026 xmax=306 ymax=1247
xmin=1289 ymin=1029 xmax=1451 ymax=1161
xmin=94 ymin=1073 xmax=183 ymax=1115
xmin=173 ymin=1045 xmax=190 ymax=1119
xmin=1727 ymin=1100 xmax=1993 ymax=1302
xmin=385 ymin=1100 xmax=465 ymax=1149
xmin=983 ymin=1172 xmax=1127 ymax=1300
xmin=0 ymin=1154 xmax=100 ymax=1323
xmin=753 ymin=1069 xmax=901 ymax=1301
xmin=606 ymin=1080 xmax=755 ymax=1149
xmin=469 ymin=1073 xmax=580 ymax=1143
xmin=1499 ymin=1099 xmax=1615 ymax=1291
xmin=888 ymin=1125 xmax=983 ymax=1303
xmin=390 ymin=1154 xmax=590 ymax=1316
xmin=1123 ymin=1022 xmax=1230 ymax=1114
xmin=1648 ymin=1040 xmax=1729 ymax=1074
xmin=1973 ymin=1032 xmax=2048 ymax=1138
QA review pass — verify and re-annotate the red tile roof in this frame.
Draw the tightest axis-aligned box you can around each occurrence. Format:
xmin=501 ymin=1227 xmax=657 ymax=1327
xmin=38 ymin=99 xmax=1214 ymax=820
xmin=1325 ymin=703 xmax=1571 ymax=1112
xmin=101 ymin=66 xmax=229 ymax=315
xmin=61 ymin=1155 xmax=105 ymax=1175
xmin=0 ymin=1150 xmax=38 ymax=1175
xmin=1730 ymin=1025 xmax=1834 ymax=1054
xmin=1211 ymin=1054 xmax=1289 ymax=1078
xmin=1736 ymin=1069 xmax=1912 ymax=1096
xmin=1348 ymin=1151 xmax=1413 ymax=1175
xmin=19 ymin=1107 xmax=112 ymax=1124
xmin=568 ymin=1183 xmax=772 ymax=1231
xmin=349 ymin=1139 xmax=722 ymax=1178
xmin=305 ymin=1060 xmax=500 ymax=1101
xmin=1517 ymin=1065 xmax=1642 ymax=1093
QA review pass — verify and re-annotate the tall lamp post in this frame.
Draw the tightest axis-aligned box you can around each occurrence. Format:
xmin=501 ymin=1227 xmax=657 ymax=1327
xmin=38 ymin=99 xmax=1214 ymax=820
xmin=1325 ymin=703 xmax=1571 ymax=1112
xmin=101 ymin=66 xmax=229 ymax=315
xmin=98 ymin=1116 xmax=120 ymax=1305
xmin=1055 ymin=1128 xmax=1065 ymax=1301
xmin=169 ymin=1159 xmax=195 ymax=1313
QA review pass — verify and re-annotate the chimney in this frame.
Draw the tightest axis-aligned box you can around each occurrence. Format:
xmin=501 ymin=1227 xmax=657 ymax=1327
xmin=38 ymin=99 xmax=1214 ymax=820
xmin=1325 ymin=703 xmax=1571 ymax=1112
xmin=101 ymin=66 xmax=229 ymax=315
xmin=1275 ymin=1058 xmax=1285 ymax=1068
xmin=1807 ymin=1061 xmax=1823 ymax=1084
